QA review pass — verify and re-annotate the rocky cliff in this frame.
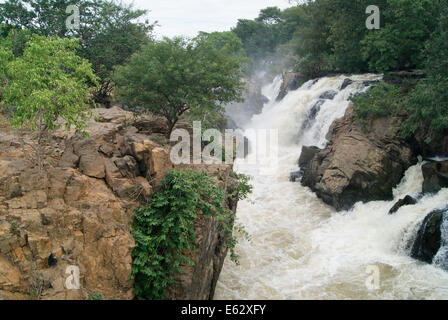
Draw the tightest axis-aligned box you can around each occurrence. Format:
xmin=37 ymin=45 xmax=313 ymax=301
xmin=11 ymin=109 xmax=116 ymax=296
xmin=0 ymin=107 xmax=237 ymax=300
xmin=300 ymin=104 xmax=415 ymax=210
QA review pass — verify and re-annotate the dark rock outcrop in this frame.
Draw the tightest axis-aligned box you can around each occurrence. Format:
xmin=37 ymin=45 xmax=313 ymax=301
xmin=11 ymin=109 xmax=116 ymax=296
xmin=410 ymin=208 xmax=445 ymax=264
xmin=299 ymin=146 xmax=321 ymax=169
xmin=300 ymin=105 xmax=415 ymax=210
xmin=301 ymin=100 xmax=325 ymax=131
xmin=384 ymin=70 xmax=426 ymax=84
xmin=388 ymin=195 xmax=417 ymax=215
xmin=289 ymin=171 xmax=302 ymax=182
xmin=276 ymin=72 xmax=306 ymax=101
xmin=319 ymin=90 xmax=338 ymax=100
xmin=422 ymin=160 xmax=448 ymax=194
xmin=340 ymin=78 xmax=353 ymax=90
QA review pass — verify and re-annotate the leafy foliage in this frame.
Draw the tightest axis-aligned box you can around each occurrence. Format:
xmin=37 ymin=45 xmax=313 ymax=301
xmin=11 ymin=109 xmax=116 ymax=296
xmin=113 ymin=37 xmax=247 ymax=137
xmin=2 ymin=35 xmax=97 ymax=132
xmin=351 ymin=83 xmax=403 ymax=120
xmin=233 ymin=1 xmax=440 ymax=77
xmin=361 ymin=0 xmax=437 ymax=72
xmin=401 ymin=0 xmax=448 ymax=138
xmin=1 ymin=35 xmax=97 ymax=169
xmin=89 ymin=292 xmax=104 ymax=300
xmin=352 ymin=0 xmax=448 ymax=139
xmin=131 ymin=170 xmax=252 ymax=300
xmin=0 ymin=0 xmax=154 ymax=103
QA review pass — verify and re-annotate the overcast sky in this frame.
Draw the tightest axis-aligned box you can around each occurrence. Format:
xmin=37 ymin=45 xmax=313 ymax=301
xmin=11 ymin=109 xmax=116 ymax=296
xmin=130 ymin=0 xmax=293 ymax=38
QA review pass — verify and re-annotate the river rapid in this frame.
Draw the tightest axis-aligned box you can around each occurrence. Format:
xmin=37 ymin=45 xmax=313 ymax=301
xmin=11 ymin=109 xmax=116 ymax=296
xmin=215 ymin=75 xmax=448 ymax=300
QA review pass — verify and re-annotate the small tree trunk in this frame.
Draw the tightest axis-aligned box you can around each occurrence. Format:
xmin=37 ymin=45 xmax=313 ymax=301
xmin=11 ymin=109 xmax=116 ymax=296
xmin=37 ymin=108 xmax=44 ymax=172
xmin=166 ymin=118 xmax=178 ymax=140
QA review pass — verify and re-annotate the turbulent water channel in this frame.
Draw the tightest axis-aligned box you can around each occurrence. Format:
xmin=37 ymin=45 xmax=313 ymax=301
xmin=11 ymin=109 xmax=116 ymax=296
xmin=214 ymin=75 xmax=448 ymax=300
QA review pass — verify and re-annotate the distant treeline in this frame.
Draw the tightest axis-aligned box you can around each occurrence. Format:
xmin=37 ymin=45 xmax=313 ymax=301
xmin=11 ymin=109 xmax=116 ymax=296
xmin=231 ymin=0 xmax=446 ymax=78
xmin=231 ymin=0 xmax=448 ymax=140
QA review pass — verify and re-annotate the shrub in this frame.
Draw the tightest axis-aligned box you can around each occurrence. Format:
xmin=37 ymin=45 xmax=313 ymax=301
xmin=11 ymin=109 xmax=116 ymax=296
xmin=131 ymin=170 xmax=252 ymax=300
xmin=351 ymin=82 xmax=403 ymax=120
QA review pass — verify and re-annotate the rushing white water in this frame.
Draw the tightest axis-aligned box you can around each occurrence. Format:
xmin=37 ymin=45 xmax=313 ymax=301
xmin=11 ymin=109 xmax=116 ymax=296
xmin=215 ymin=75 xmax=448 ymax=300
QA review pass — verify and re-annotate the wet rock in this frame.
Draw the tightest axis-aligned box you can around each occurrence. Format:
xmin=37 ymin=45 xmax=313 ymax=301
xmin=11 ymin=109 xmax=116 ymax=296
xmin=388 ymin=195 xmax=417 ymax=214
xmin=290 ymin=171 xmax=303 ymax=182
xmin=340 ymin=78 xmax=353 ymax=90
xmin=384 ymin=70 xmax=426 ymax=83
xmin=301 ymin=100 xmax=325 ymax=130
xmin=300 ymin=105 xmax=415 ymax=211
xmin=362 ymin=80 xmax=380 ymax=88
xmin=298 ymin=146 xmax=321 ymax=169
xmin=422 ymin=160 xmax=448 ymax=194
xmin=410 ymin=208 xmax=445 ymax=264
xmin=276 ymin=72 xmax=306 ymax=101
xmin=319 ymin=90 xmax=338 ymax=100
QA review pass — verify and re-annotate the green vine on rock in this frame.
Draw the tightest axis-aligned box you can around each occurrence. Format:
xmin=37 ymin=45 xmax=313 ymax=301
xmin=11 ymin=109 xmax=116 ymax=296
xmin=131 ymin=169 xmax=252 ymax=300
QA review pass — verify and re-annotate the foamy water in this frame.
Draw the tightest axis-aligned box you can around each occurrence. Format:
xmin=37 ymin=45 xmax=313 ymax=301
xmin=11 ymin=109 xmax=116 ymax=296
xmin=215 ymin=75 xmax=448 ymax=300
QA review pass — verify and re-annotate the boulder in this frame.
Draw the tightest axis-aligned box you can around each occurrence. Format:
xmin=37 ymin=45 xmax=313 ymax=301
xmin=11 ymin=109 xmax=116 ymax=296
xmin=289 ymin=171 xmax=303 ymax=182
xmin=319 ymin=90 xmax=338 ymax=100
xmin=340 ymin=78 xmax=353 ymax=90
xmin=388 ymin=195 xmax=417 ymax=214
xmin=298 ymin=146 xmax=321 ymax=169
xmin=72 ymin=138 xmax=105 ymax=179
xmin=301 ymin=100 xmax=325 ymax=131
xmin=301 ymin=105 xmax=415 ymax=210
xmin=276 ymin=72 xmax=306 ymax=101
xmin=151 ymin=147 xmax=175 ymax=185
xmin=410 ymin=208 xmax=445 ymax=264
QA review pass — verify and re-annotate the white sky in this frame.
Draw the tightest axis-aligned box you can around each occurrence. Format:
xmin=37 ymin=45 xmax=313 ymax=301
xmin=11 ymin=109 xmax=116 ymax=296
xmin=129 ymin=0 xmax=293 ymax=38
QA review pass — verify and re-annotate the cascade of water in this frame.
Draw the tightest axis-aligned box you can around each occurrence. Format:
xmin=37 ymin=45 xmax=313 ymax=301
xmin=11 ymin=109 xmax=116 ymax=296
xmin=215 ymin=75 xmax=448 ymax=300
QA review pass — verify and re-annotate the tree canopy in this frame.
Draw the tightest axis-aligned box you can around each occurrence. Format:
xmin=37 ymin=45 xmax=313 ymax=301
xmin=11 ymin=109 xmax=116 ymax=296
xmin=0 ymin=0 xmax=154 ymax=103
xmin=1 ymin=35 xmax=97 ymax=132
xmin=112 ymin=36 xmax=247 ymax=137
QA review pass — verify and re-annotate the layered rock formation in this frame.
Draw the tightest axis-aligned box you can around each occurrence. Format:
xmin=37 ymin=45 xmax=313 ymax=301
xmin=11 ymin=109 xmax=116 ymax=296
xmin=0 ymin=107 xmax=238 ymax=300
xmin=300 ymin=105 xmax=415 ymax=210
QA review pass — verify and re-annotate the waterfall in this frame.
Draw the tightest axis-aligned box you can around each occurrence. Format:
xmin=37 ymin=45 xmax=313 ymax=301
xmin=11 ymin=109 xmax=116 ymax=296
xmin=215 ymin=75 xmax=448 ymax=300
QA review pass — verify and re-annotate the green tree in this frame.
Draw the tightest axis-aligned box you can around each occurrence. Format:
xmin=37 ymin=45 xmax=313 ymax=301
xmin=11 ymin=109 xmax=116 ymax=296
xmin=0 ymin=0 xmax=154 ymax=103
xmin=77 ymin=1 xmax=154 ymax=103
xmin=1 ymin=35 xmax=98 ymax=170
xmin=292 ymin=0 xmax=334 ymax=77
xmin=113 ymin=37 xmax=246 ymax=137
xmin=232 ymin=6 xmax=292 ymax=63
xmin=255 ymin=6 xmax=283 ymax=25
xmin=326 ymin=0 xmax=380 ymax=73
xmin=0 ymin=39 xmax=14 ymax=100
xmin=195 ymin=31 xmax=246 ymax=58
xmin=402 ymin=0 xmax=448 ymax=138
xmin=361 ymin=0 xmax=438 ymax=72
